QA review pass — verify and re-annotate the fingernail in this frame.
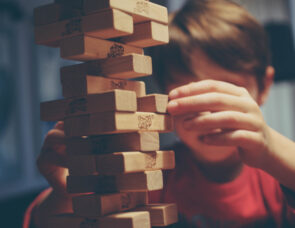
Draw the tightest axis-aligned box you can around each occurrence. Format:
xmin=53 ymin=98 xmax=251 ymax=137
xmin=169 ymin=90 xmax=178 ymax=99
xmin=168 ymin=101 xmax=178 ymax=110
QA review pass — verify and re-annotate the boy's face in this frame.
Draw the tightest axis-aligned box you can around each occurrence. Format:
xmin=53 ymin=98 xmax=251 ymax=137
xmin=167 ymin=50 xmax=263 ymax=164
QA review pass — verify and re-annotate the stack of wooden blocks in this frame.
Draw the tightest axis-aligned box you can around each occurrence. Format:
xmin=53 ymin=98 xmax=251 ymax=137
xmin=35 ymin=0 xmax=178 ymax=227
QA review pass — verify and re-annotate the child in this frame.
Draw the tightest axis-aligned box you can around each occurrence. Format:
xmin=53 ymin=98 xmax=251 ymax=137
xmin=25 ymin=0 xmax=295 ymax=227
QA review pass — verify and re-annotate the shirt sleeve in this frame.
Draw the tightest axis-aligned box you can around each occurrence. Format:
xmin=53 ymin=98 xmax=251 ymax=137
xmin=23 ymin=188 xmax=52 ymax=228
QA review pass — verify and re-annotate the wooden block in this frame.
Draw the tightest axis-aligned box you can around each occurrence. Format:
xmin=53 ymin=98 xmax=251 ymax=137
xmin=40 ymin=90 xmax=137 ymax=121
xmin=135 ymin=204 xmax=178 ymax=226
xmin=60 ymin=54 xmax=152 ymax=79
xmin=64 ymin=111 xmax=173 ymax=137
xmin=48 ymin=212 xmax=150 ymax=228
xmin=35 ymin=9 xmax=133 ymax=46
xmin=96 ymin=151 xmax=175 ymax=175
xmin=116 ymin=170 xmax=163 ymax=192
xmin=72 ymin=192 xmax=147 ymax=217
xmin=68 ymin=150 xmax=174 ymax=175
xmin=55 ymin=0 xmax=84 ymax=9
xmin=66 ymin=132 xmax=160 ymax=155
xmin=121 ymin=21 xmax=169 ymax=48
xmin=67 ymin=155 xmax=97 ymax=176
xmin=67 ymin=175 xmax=117 ymax=194
xmin=84 ymin=0 xmax=168 ymax=24
xmin=137 ymin=94 xmax=168 ymax=113
xmin=34 ymin=3 xmax=82 ymax=26
xmin=61 ymin=74 xmax=146 ymax=98
xmin=67 ymin=170 xmax=163 ymax=193
xmin=60 ymin=35 xmax=143 ymax=61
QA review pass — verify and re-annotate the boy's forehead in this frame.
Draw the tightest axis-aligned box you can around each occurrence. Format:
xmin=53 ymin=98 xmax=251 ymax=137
xmin=189 ymin=50 xmax=251 ymax=86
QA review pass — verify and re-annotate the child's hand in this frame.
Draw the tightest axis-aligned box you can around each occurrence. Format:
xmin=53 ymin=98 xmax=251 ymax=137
xmin=37 ymin=121 xmax=68 ymax=196
xmin=167 ymin=80 xmax=271 ymax=168
xmin=33 ymin=121 xmax=73 ymax=227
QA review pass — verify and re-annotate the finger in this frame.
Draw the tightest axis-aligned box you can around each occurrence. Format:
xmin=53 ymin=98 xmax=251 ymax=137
xmin=39 ymin=146 xmax=67 ymax=168
xmin=183 ymin=111 xmax=261 ymax=132
xmin=168 ymin=92 xmax=252 ymax=116
xmin=37 ymin=146 xmax=68 ymax=194
xmin=43 ymin=129 xmax=65 ymax=149
xmin=169 ymin=80 xmax=249 ymax=100
xmin=201 ymin=130 xmax=263 ymax=149
xmin=47 ymin=168 xmax=68 ymax=195
xmin=55 ymin=121 xmax=64 ymax=130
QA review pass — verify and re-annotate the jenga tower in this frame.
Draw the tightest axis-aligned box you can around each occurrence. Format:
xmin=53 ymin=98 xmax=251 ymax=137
xmin=35 ymin=0 xmax=178 ymax=227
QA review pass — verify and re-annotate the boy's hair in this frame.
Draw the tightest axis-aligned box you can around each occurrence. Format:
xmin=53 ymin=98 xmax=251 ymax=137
xmin=151 ymin=0 xmax=271 ymax=91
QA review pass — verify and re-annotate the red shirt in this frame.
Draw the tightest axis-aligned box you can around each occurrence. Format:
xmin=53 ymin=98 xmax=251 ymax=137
xmin=24 ymin=143 xmax=295 ymax=228
xmin=150 ymin=143 xmax=295 ymax=227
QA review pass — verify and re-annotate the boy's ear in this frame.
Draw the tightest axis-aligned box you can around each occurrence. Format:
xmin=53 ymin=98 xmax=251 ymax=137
xmin=258 ymin=66 xmax=275 ymax=106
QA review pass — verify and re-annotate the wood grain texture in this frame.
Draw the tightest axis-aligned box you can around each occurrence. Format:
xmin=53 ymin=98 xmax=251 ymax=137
xmin=61 ymin=74 xmax=146 ymax=98
xmin=66 ymin=132 xmax=160 ymax=156
xmin=60 ymin=35 xmax=143 ymax=61
xmin=47 ymin=212 xmax=150 ymax=228
xmin=40 ymin=90 xmax=137 ymax=121
xmin=137 ymin=94 xmax=168 ymax=113
xmin=60 ymin=54 xmax=152 ymax=79
xmin=66 ymin=132 xmax=160 ymax=155
xmin=135 ymin=203 xmax=178 ymax=226
xmin=64 ymin=111 xmax=173 ymax=137
xmin=84 ymin=0 xmax=168 ymax=24
xmin=67 ymin=150 xmax=175 ymax=175
xmin=67 ymin=170 xmax=163 ymax=193
xmin=121 ymin=21 xmax=169 ymax=48
xmin=35 ymin=9 xmax=133 ymax=46
xmin=96 ymin=150 xmax=175 ymax=175
xmin=72 ymin=192 xmax=147 ymax=217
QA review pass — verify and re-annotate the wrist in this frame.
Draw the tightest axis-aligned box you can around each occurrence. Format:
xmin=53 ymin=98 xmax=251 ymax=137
xmin=33 ymin=189 xmax=73 ymax=227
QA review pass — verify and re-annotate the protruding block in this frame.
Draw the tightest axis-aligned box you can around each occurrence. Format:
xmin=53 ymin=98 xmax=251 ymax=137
xmin=72 ymin=192 xmax=147 ymax=217
xmin=48 ymin=212 xmax=151 ymax=228
xmin=116 ymin=170 xmax=163 ymax=192
xmin=61 ymin=75 xmax=146 ymax=98
xmin=137 ymin=94 xmax=168 ymax=113
xmin=96 ymin=151 xmax=175 ymax=175
xmin=64 ymin=111 xmax=173 ymax=137
xmin=66 ymin=132 xmax=160 ymax=155
xmin=121 ymin=21 xmax=169 ymax=48
xmin=67 ymin=170 xmax=163 ymax=193
xmin=34 ymin=3 xmax=82 ymax=26
xmin=135 ymin=204 xmax=178 ymax=227
xmin=40 ymin=90 xmax=137 ymax=121
xmin=68 ymin=151 xmax=175 ymax=175
xmin=84 ymin=0 xmax=168 ymax=24
xmin=60 ymin=35 xmax=143 ymax=61
xmin=35 ymin=9 xmax=133 ymax=46
xmin=60 ymin=54 xmax=152 ymax=79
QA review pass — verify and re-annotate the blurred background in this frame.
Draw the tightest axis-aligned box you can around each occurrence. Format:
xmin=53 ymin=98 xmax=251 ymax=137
xmin=0 ymin=0 xmax=295 ymax=226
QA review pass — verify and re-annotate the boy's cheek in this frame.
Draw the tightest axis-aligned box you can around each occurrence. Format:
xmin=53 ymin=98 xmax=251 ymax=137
xmin=174 ymin=116 xmax=239 ymax=163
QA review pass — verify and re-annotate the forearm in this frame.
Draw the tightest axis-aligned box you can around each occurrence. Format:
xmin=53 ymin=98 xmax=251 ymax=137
xmin=261 ymin=127 xmax=295 ymax=191
xmin=32 ymin=189 xmax=73 ymax=228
